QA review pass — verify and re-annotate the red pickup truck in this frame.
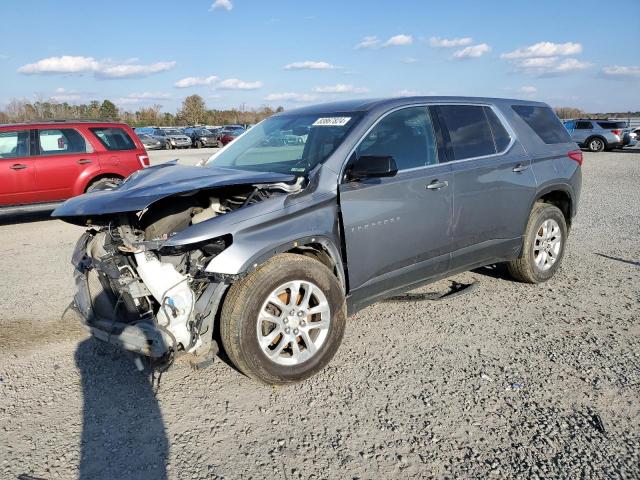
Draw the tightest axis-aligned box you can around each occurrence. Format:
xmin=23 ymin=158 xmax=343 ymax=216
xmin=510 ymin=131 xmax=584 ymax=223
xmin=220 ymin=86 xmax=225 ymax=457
xmin=0 ymin=120 xmax=149 ymax=207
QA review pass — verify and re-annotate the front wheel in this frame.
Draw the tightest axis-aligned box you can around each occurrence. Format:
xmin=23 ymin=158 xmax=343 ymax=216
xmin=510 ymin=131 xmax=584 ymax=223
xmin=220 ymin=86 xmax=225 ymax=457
xmin=507 ymin=203 xmax=567 ymax=283
xmin=220 ymin=254 xmax=346 ymax=385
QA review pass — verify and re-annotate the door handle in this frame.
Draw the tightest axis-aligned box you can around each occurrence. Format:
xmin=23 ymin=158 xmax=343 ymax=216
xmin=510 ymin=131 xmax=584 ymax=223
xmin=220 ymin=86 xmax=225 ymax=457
xmin=77 ymin=159 xmax=92 ymax=165
xmin=512 ymin=163 xmax=529 ymax=173
xmin=10 ymin=164 xmax=27 ymax=170
xmin=426 ymin=180 xmax=449 ymax=190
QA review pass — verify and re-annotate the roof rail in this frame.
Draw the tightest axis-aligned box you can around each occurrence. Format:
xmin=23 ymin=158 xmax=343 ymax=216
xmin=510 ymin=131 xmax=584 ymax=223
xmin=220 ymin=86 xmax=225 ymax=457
xmin=23 ymin=118 xmax=121 ymax=124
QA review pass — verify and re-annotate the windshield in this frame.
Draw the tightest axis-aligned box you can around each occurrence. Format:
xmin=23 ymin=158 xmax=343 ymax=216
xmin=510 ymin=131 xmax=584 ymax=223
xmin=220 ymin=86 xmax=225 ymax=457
xmin=165 ymin=129 xmax=183 ymax=135
xmin=205 ymin=113 xmax=361 ymax=175
xmin=196 ymin=129 xmax=212 ymax=135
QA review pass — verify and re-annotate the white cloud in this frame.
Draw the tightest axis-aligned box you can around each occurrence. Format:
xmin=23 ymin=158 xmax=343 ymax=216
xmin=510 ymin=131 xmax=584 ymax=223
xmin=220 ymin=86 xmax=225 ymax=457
xmin=601 ymin=65 xmax=640 ymax=79
xmin=284 ymin=61 xmax=338 ymax=70
xmin=355 ymin=36 xmax=380 ymax=49
xmin=174 ymin=75 xmax=218 ymax=88
xmin=355 ymin=34 xmax=412 ymax=49
xmin=264 ymin=92 xmax=318 ymax=102
xmin=312 ymin=84 xmax=369 ymax=94
xmin=501 ymin=42 xmax=582 ymax=59
xmin=382 ymin=34 xmax=413 ymax=47
xmin=210 ymin=0 xmax=232 ymax=11
xmin=97 ymin=61 xmax=175 ymax=79
xmin=395 ymin=89 xmax=419 ymax=97
xmin=128 ymin=92 xmax=171 ymax=100
xmin=217 ymin=78 xmax=263 ymax=90
xmin=114 ymin=92 xmax=172 ymax=106
xmin=429 ymin=37 xmax=473 ymax=48
xmin=518 ymin=86 xmax=537 ymax=94
xmin=453 ymin=43 xmax=491 ymax=59
xmin=401 ymin=57 xmax=419 ymax=64
xmin=17 ymin=55 xmax=175 ymax=78
xmin=511 ymin=57 xmax=591 ymax=76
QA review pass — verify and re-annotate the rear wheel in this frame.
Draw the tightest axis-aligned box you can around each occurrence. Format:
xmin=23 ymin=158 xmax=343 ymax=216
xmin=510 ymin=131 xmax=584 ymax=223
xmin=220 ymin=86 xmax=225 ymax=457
xmin=220 ymin=254 xmax=346 ymax=385
xmin=195 ymin=140 xmax=202 ymax=148
xmin=166 ymin=141 xmax=173 ymax=150
xmin=587 ymin=137 xmax=605 ymax=152
xmin=507 ymin=203 xmax=567 ymax=283
xmin=86 ymin=176 xmax=122 ymax=193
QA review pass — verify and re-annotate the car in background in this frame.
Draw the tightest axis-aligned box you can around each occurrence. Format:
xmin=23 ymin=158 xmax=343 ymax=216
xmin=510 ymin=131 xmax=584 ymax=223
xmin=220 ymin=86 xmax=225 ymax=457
xmin=222 ymin=125 xmax=246 ymax=134
xmin=218 ymin=128 xmax=242 ymax=146
xmin=138 ymin=133 xmax=163 ymax=150
xmin=0 ymin=120 xmax=148 ymax=207
xmin=563 ymin=119 xmax=632 ymax=152
xmin=155 ymin=128 xmax=192 ymax=149
xmin=183 ymin=127 xmax=221 ymax=148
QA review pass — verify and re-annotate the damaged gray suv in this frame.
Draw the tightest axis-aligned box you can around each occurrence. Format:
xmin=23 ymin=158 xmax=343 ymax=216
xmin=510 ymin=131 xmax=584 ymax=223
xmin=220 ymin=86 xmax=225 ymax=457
xmin=54 ymin=97 xmax=582 ymax=384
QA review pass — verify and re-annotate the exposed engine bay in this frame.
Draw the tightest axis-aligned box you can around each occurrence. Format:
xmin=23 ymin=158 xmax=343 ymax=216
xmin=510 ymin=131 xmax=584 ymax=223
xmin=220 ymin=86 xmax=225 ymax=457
xmin=71 ymin=179 xmax=304 ymax=364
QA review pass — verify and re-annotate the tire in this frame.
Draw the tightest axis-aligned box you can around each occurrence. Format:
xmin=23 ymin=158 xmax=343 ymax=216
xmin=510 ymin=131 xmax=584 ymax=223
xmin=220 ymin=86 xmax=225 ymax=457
xmin=166 ymin=141 xmax=173 ymax=150
xmin=216 ymin=140 xmax=223 ymax=148
xmin=195 ymin=140 xmax=202 ymax=149
xmin=86 ymin=177 xmax=122 ymax=193
xmin=220 ymin=253 xmax=346 ymax=385
xmin=586 ymin=137 xmax=606 ymax=152
xmin=507 ymin=202 xmax=567 ymax=283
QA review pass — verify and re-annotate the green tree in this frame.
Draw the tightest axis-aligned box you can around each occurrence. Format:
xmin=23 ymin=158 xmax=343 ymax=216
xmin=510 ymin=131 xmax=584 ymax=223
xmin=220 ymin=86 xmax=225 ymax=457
xmin=99 ymin=100 xmax=119 ymax=120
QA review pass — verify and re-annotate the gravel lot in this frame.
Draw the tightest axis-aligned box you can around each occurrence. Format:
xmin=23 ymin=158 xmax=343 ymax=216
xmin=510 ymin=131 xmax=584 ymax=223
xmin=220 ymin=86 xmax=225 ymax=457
xmin=1 ymin=149 xmax=639 ymax=479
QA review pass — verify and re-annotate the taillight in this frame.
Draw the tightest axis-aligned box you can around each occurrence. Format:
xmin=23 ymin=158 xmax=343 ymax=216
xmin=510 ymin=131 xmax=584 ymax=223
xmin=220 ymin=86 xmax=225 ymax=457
xmin=568 ymin=149 xmax=583 ymax=166
xmin=138 ymin=154 xmax=150 ymax=167
xmin=611 ymin=129 xmax=622 ymax=136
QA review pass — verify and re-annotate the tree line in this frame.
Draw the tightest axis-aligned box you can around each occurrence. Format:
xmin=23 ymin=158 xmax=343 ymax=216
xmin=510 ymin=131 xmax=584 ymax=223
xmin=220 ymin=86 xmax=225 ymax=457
xmin=0 ymin=95 xmax=637 ymax=126
xmin=0 ymin=95 xmax=285 ymax=127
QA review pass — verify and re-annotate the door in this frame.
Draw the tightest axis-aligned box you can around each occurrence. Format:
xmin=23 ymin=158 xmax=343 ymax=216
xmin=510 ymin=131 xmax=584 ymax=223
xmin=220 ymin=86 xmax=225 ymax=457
xmin=572 ymin=121 xmax=593 ymax=145
xmin=339 ymin=106 xmax=453 ymax=299
xmin=0 ymin=129 xmax=37 ymax=206
xmin=33 ymin=127 xmax=99 ymax=202
xmin=431 ymin=104 xmax=536 ymax=269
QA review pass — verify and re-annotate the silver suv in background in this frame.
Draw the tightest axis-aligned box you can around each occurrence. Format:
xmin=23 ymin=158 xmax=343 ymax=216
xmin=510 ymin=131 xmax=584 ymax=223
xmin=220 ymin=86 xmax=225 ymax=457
xmin=54 ymin=97 xmax=582 ymax=385
xmin=563 ymin=119 xmax=634 ymax=152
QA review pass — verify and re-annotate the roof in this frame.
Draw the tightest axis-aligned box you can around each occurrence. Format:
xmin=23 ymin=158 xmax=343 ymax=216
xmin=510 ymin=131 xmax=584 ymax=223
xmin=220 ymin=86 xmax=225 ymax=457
xmin=0 ymin=119 xmax=127 ymax=129
xmin=278 ymin=96 xmax=549 ymax=116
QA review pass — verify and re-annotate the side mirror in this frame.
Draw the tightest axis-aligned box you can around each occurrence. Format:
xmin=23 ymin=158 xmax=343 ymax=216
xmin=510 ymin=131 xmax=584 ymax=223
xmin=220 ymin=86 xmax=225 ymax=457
xmin=348 ymin=155 xmax=398 ymax=181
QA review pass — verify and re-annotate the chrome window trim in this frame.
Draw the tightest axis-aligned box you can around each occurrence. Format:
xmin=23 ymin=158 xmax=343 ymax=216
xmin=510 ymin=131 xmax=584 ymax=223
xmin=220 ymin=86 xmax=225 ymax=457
xmin=340 ymin=102 xmax=517 ymax=182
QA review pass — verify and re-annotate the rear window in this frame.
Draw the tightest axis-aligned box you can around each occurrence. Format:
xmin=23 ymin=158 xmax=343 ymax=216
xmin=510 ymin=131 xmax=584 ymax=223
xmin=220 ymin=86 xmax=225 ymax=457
xmin=38 ymin=128 xmax=90 ymax=155
xmin=597 ymin=121 xmax=627 ymax=129
xmin=512 ymin=105 xmax=571 ymax=144
xmin=90 ymin=127 xmax=136 ymax=151
xmin=436 ymin=105 xmax=508 ymax=160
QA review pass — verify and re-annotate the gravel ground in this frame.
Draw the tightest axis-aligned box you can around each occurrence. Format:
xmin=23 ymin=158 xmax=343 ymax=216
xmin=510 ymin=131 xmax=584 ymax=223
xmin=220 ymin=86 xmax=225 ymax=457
xmin=0 ymin=150 xmax=639 ymax=479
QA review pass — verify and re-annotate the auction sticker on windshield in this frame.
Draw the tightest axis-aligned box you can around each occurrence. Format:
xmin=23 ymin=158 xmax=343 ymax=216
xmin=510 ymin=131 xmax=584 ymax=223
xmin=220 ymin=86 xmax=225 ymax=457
xmin=312 ymin=117 xmax=352 ymax=127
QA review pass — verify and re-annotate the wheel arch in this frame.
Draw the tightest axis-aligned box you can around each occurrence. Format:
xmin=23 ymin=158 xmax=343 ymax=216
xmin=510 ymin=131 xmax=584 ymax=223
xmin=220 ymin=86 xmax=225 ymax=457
xmin=83 ymin=172 xmax=125 ymax=193
xmin=533 ymin=185 xmax=574 ymax=229
xmin=237 ymin=236 xmax=347 ymax=293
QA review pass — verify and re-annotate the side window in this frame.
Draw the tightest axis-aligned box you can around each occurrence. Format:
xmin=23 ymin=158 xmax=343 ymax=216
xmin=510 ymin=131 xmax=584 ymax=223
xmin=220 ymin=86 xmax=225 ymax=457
xmin=575 ymin=121 xmax=592 ymax=130
xmin=38 ymin=128 xmax=89 ymax=156
xmin=512 ymin=105 xmax=573 ymax=144
xmin=0 ymin=130 xmax=30 ymax=158
xmin=356 ymin=107 xmax=437 ymax=170
xmin=484 ymin=107 xmax=511 ymax=152
xmin=436 ymin=105 xmax=496 ymax=160
xmin=90 ymin=127 xmax=136 ymax=151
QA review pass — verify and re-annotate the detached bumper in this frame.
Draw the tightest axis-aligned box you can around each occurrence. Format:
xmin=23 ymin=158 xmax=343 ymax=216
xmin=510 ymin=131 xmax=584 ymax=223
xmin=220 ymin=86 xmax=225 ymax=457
xmin=71 ymin=234 xmax=170 ymax=358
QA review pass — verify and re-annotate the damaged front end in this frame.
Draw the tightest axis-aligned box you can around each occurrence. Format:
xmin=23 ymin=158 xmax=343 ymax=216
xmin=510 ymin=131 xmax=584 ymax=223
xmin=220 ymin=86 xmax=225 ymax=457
xmin=58 ymin=164 xmax=304 ymax=362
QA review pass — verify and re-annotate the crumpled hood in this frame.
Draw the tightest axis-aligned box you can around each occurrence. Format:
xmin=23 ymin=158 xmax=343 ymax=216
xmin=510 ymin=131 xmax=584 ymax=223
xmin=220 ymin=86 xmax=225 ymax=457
xmin=52 ymin=162 xmax=296 ymax=218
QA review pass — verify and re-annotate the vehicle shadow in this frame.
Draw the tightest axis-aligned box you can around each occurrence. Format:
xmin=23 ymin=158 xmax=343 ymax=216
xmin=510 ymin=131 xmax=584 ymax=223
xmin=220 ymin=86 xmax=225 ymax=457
xmin=75 ymin=339 xmax=169 ymax=480
xmin=594 ymin=252 xmax=640 ymax=267
xmin=0 ymin=208 xmax=55 ymax=226
xmin=471 ymin=263 xmax=511 ymax=280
